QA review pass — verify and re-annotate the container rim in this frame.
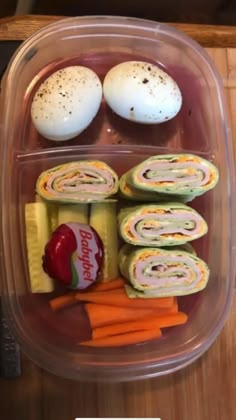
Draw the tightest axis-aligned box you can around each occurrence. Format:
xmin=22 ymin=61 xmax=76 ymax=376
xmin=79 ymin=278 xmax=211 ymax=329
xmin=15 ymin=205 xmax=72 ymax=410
xmin=4 ymin=14 xmax=225 ymax=94
xmin=1 ymin=15 xmax=235 ymax=382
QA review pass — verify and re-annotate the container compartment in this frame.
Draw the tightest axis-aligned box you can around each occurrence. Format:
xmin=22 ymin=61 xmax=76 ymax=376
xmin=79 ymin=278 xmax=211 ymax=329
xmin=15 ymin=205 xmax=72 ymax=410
xmin=0 ymin=144 xmax=233 ymax=381
xmin=1 ymin=17 xmax=226 ymax=154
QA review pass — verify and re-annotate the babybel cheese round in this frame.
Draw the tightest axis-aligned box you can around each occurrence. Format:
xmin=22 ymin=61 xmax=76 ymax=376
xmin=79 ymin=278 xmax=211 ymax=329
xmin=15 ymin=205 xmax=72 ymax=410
xmin=43 ymin=223 xmax=104 ymax=289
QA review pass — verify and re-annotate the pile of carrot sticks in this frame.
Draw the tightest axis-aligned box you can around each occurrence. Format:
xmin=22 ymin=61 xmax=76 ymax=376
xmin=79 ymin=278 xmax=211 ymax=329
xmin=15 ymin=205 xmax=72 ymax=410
xmin=49 ymin=278 xmax=187 ymax=347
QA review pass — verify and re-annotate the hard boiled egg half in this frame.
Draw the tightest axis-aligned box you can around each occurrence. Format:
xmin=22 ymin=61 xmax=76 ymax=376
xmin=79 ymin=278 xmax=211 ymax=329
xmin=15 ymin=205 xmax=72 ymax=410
xmin=31 ymin=66 xmax=102 ymax=141
xmin=103 ymin=61 xmax=182 ymax=124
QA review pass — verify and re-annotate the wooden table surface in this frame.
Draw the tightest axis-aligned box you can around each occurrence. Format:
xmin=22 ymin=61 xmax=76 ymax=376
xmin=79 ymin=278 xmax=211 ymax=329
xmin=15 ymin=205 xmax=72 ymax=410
xmin=1 ymin=15 xmax=236 ymax=420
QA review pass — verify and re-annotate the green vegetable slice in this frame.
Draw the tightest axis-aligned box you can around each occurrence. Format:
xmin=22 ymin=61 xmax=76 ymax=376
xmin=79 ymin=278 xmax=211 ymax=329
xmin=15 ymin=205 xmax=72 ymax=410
xmin=90 ymin=202 xmax=119 ymax=282
xmin=25 ymin=202 xmax=54 ymax=293
xmin=57 ymin=204 xmax=89 ymax=226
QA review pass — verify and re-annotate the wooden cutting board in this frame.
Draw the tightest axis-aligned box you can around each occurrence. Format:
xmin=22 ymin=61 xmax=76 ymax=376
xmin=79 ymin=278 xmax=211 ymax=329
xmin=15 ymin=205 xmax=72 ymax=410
xmin=0 ymin=16 xmax=236 ymax=420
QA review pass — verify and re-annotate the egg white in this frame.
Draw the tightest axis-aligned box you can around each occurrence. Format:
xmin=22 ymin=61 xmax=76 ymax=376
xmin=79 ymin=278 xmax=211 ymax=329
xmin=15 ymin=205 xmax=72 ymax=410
xmin=31 ymin=66 xmax=102 ymax=141
xmin=103 ymin=61 xmax=182 ymax=124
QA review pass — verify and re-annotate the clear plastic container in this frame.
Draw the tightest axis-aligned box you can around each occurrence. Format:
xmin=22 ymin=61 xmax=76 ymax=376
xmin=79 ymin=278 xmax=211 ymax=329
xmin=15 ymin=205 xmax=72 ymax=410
xmin=0 ymin=16 xmax=235 ymax=382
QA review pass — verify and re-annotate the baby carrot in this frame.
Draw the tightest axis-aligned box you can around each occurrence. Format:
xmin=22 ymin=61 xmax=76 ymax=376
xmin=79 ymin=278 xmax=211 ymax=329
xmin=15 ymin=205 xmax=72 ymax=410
xmin=85 ymin=303 xmax=156 ymax=328
xmin=49 ymin=279 xmax=126 ymax=311
xmin=89 ymin=278 xmax=125 ymax=292
xmin=80 ymin=328 xmax=162 ymax=347
xmin=49 ymin=292 xmax=77 ymax=311
xmin=92 ymin=312 xmax=188 ymax=339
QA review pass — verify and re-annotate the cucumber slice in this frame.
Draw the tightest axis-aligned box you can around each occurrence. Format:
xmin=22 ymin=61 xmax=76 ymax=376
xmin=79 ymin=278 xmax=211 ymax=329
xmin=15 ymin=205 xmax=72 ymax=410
xmin=48 ymin=204 xmax=58 ymax=232
xmin=35 ymin=194 xmax=58 ymax=233
xmin=25 ymin=202 xmax=54 ymax=293
xmin=90 ymin=202 xmax=119 ymax=282
xmin=58 ymin=204 xmax=89 ymax=226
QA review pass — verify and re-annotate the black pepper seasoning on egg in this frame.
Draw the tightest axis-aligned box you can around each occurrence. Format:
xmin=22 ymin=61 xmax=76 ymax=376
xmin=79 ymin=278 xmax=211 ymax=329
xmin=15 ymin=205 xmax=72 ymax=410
xmin=31 ymin=66 xmax=102 ymax=141
xmin=103 ymin=60 xmax=182 ymax=124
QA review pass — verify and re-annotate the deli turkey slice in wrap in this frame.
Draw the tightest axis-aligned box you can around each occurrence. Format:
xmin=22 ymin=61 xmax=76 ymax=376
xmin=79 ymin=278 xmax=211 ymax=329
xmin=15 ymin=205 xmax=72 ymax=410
xmin=118 ymin=203 xmax=208 ymax=247
xmin=119 ymin=170 xmax=193 ymax=202
xmin=119 ymin=244 xmax=209 ymax=297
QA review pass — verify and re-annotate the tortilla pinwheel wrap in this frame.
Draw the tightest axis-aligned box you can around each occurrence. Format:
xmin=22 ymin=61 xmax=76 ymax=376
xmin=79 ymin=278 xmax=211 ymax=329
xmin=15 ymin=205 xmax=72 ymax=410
xmin=119 ymin=170 xmax=193 ymax=202
xmin=121 ymin=153 xmax=219 ymax=200
xmin=118 ymin=203 xmax=208 ymax=247
xmin=36 ymin=161 xmax=119 ymax=203
xmin=119 ymin=244 xmax=209 ymax=297
xmin=119 ymin=170 xmax=167 ymax=201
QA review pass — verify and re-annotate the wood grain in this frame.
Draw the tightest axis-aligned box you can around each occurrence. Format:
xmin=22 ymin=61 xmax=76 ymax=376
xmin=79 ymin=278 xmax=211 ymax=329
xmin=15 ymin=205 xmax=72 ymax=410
xmin=1 ymin=15 xmax=236 ymax=47
xmin=0 ymin=16 xmax=236 ymax=420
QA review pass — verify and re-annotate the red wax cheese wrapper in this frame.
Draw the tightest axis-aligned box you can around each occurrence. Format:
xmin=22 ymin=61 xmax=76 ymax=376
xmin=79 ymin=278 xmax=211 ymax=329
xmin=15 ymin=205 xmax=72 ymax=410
xmin=42 ymin=223 xmax=104 ymax=289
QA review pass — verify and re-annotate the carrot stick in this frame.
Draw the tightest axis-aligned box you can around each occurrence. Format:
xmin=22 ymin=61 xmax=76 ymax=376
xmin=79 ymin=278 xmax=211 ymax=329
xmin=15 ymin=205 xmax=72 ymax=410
xmin=76 ymin=289 xmax=174 ymax=309
xmin=85 ymin=303 xmax=158 ymax=328
xmin=89 ymin=278 xmax=125 ymax=292
xmin=92 ymin=312 xmax=187 ymax=339
xmin=49 ymin=292 xmax=77 ymax=312
xmin=80 ymin=328 xmax=162 ymax=347
xmin=49 ymin=279 xmax=126 ymax=311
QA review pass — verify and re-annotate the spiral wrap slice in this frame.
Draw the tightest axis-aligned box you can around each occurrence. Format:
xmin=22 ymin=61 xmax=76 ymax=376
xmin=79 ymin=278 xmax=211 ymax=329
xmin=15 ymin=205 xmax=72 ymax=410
xmin=118 ymin=203 xmax=208 ymax=247
xmin=119 ymin=244 xmax=209 ymax=297
xmin=36 ymin=160 xmax=119 ymax=203
xmin=120 ymin=154 xmax=219 ymax=201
